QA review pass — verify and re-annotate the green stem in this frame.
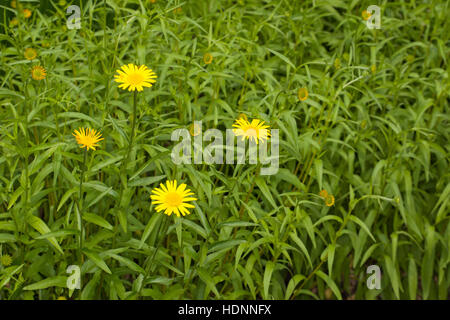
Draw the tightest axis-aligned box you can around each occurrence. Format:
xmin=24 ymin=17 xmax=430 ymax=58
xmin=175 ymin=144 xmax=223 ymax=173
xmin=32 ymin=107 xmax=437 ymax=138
xmin=114 ymin=91 xmax=138 ymax=236
xmin=78 ymin=148 xmax=87 ymax=273
xmin=138 ymin=216 xmax=169 ymax=298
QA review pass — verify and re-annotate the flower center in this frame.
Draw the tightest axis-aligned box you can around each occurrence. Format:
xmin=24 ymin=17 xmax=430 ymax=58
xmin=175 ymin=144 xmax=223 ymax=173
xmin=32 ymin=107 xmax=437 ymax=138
xmin=128 ymin=72 xmax=144 ymax=85
xmin=243 ymin=126 xmax=258 ymax=137
xmin=165 ymin=192 xmax=182 ymax=207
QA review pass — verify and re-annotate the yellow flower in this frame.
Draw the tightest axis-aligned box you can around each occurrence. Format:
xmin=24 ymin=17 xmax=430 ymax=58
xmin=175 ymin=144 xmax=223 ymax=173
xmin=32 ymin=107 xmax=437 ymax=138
xmin=151 ymin=180 xmax=197 ymax=217
xmin=203 ymin=53 xmax=213 ymax=65
xmin=23 ymin=9 xmax=32 ymax=18
xmin=149 ymin=0 xmax=156 ymax=3
xmin=31 ymin=66 xmax=46 ymax=80
xmin=189 ymin=123 xmax=202 ymax=136
xmin=297 ymin=87 xmax=308 ymax=101
xmin=232 ymin=118 xmax=270 ymax=145
xmin=1 ymin=254 xmax=12 ymax=267
xmin=319 ymin=190 xmax=328 ymax=198
xmin=9 ymin=18 xmax=18 ymax=27
xmin=24 ymin=48 xmax=37 ymax=60
xmin=114 ymin=64 xmax=157 ymax=92
xmin=362 ymin=10 xmax=371 ymax=21
xmin=57 ymin=296 xmax=67 ymax=300
xmin=11 ymin=1 xmax=16 ymax=8
xmin=325 ymin=194 xmax=335 ymax=207
xmin=72 ymin=128 xmax=104 ymax=151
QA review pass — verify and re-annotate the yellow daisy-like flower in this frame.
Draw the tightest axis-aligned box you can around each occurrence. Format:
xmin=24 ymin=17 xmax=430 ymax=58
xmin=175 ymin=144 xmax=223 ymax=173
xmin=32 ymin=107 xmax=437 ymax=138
xmin=189 ymin=123 xmax=202 ymax=136
xmin=203 ymin=53 xmax=213 ymax=65
xmin=23 ymin=9 xmax=32 ymax=18
xmin=151 ymin=180 xmax=197 ymax=217
xmin=72 ymin=128 xmax=104 ymax=151
xmin=325 ymin=194 xmax=335 ymax=207
xmin=114 ymin=64 xmax=157 ymax=92
xmin=362 ymin=10 xmax=371 ymax=21
xmin=297 ymin=87 xmax=308 ymax=101
xmin=1 ymin=254 xmax=12 ymax=267
xmin=232 ymin=118 xmax=271 ymax=145
xmin=24 ymin=48 xmax=37 ymax=60
xmin=319 ymin=189 xmax=328 ymax=198
xmin=31 ymin=66 xmax=46 ymax=80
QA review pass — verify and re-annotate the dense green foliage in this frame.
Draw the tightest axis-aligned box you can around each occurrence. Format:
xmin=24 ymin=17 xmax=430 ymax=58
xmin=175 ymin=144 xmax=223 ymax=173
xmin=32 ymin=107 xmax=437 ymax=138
xmin=0 ymin=0 xmax=449 ymax=300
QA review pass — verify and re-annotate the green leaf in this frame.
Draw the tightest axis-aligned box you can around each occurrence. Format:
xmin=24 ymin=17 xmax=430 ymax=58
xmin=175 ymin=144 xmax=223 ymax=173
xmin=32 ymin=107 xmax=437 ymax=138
xmin=263 ymin=261 xmax=275 ymax=299
xmin=23 ymin=276 xmax=67 ymax=290
xmin=289 ymin=232 xmax=313 ymax=269
xmin=83 ymin=249 xmax=112 ymax=274
xmin=83 ymin=213 xmax=113 ymax=231
xmin=255 ymin=177 xmax=277 ymax=209
xmin=316 ymin=270 xmax=342 ymax=300
xmin=27 ymin=215 xmax=64 ymax=254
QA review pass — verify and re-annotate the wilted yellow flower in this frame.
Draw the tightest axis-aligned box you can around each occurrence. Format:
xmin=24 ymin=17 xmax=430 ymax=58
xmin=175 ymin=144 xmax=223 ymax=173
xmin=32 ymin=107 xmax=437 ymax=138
xmin=151 ymin=180 xmax=197 ymax=217
xmin=23 ymin=9 xmax=32 ymax=18
xmin=189 ymin=123 xmax=202 ymax=136
xmin=0 ymin=254 xmax=12 ymax=267
xmin=203 ymin=53 xmax=213 ymax=65
xmin=114 ymin=64 xmax=157 ymax=92
xmin=325 ymin=194 xmax=335 ymax=207
xmin=31 ymin=66 xmax=46 ymax=80
xmin=72 ymin=128 xmax=104 ymax=151
xmin=24 ymin=48 xmax=37 ymax=60
xmin=238 ymin=113 xmax=248 ymax=122
xmin=232 ymin=118 xmax=270 ymax=145
xmin=9 ymin=18 xmax=18 ymax=27
xmin=362 ymin=10 xmax=371 ymax=21
xmin=297 ymin=87 xmax=308 ymax=101
xmin=319 ymin=190 xmax=328 ymax=198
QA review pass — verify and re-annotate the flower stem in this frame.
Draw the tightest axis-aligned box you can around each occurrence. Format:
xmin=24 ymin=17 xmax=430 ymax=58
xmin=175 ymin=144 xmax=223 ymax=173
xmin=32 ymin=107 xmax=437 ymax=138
xmin=138 ymin=216 xmax=169 ymax=297
xmin=115 ymin=91 xmax=138 ymax=235
xmin=78 ymin=148 xmax=87 ymax=268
